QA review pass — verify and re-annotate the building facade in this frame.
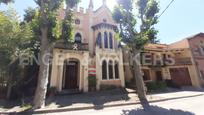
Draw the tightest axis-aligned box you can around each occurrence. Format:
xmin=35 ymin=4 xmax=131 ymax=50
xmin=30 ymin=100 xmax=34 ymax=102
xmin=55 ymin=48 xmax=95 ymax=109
xmin=50 ymin=0 xmax=125 ymax=92
xmin=143 ymin=44 xmax=200 ymax=87
xmin=124 ymin=42 xmax=202 ymax=88
xmin=170 ymin=33 xmax=204 ymax=86
xmin=50 ymin=0 xmax=204 ymax=93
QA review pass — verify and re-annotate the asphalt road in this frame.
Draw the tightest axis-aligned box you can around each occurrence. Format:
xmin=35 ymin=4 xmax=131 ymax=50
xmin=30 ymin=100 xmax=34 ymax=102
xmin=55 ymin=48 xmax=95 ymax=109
xmin=46 ymin=94 xmax=204 ymax=115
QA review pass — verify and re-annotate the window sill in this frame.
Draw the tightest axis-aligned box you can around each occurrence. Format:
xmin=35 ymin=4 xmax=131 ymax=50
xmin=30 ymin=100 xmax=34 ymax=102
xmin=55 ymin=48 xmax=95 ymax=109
xmin=101 ymin=79 xmax=121 ymax=81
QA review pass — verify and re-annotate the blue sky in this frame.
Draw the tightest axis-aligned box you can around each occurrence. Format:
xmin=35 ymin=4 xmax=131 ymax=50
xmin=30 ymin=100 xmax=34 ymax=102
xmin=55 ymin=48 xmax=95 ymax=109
xmin=0 ymin=0 xmax=204 ymax=44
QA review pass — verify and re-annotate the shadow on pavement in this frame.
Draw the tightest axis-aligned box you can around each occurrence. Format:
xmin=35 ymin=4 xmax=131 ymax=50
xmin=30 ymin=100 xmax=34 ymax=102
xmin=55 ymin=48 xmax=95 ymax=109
xmin=0 ymin=99 xmax=21 ymax=111
xmin=46 ymin=88 xmax=130 ymax=110
xmin=145 ymin=87 xmax=204 ymax=95
xmin=121 ymin=105 xmax=195 ymax=115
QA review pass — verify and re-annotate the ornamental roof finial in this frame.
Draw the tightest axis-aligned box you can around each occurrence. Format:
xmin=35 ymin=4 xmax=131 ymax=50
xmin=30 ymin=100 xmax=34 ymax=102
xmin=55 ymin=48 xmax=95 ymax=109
xmin=89 ymin=0 xmax=94 ymax=9
xmin=103 ymin=0 xmax=106 ymax=5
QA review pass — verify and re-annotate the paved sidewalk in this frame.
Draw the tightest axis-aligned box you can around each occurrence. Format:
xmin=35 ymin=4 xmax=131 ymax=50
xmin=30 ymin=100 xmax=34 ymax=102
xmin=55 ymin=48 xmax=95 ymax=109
xmin=30 ymin=89 xmax=204 ymax=114
xmin=1 ymin=88 xmax=204 ymax=114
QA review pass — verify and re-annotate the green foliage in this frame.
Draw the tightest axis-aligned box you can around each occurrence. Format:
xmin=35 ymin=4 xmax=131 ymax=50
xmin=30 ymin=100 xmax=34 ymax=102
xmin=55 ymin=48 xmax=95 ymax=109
xmin=22 ymin=8 xmax=41 ymax=56
xmin=115 ymin=32 xmax=122 ymax=41
xmin=88 ymin=76 xmax=97 ymax=87
xmin=146 ymin=81 xmax=167 ymax=92
xmin=0 ymin=9 xmax=33 ymax=68
xmin=23 ymin=2 xmax=63 ymax=51
xmin=34 ymin=0 xmax=63 ymax=32
xmin=113 ymin=0 xmax=160 ymax=50
xmin=34 ymin=0 xmax=63 ymax=13
xmin=0 ymin=0 xmax=14 ymax=5
xmin=47 ymin=86 xmax=57 ymax=96
xmin=138 ymin=0 xmax=160 ymax=44
xmin=21 ymin=103 xmax=32 ymax=109
xmin=65 ymin=0 xmax=80 ymax=9
xmin=100 ymin=85 xmax=118 ymax=91
xmin=0 ymin=8 xmax=34 ymax=99
xmin=113 ymin=0 xmax=137 ymax=45
xmin=26 ymin=0 xmax=80 ymax=44
xmin=33 ymin=0 xmax=64 ymax=108
xmin=62 ymin=0 xmax=80 ymax=42
xmin=24 ymin=7 xmax=36 ymax=23
xmin=62 ymin=11 xmax=75 ymax=41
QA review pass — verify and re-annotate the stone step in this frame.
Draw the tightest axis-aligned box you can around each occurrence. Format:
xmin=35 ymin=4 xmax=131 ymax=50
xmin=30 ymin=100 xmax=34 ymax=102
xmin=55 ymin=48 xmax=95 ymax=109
xmin=57 ymin=89 xmax=82 ymax=95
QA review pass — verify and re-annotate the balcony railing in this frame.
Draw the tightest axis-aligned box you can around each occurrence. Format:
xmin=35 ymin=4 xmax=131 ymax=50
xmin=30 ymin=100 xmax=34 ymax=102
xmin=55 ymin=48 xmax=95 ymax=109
xmin=55 ymin=42 xmax=89 ymax=51
xmin=174 ymin=58 xmax=192 ymax=65
xmin=142 ymin=57 xmax=192 ymax=67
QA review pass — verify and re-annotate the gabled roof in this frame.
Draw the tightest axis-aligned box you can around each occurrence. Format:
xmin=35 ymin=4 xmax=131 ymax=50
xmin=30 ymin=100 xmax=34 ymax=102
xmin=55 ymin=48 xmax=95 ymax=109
xmin=92 ymin=3 xmax=117 ymax=27
xmin=94 ymin=4 xmax=112 ymax=14
xmin=144 ymin=43 xmax=168 ymax=49
xmin=169 ymin=32 xmax=204 ymax=48
xmin=93 ymin=2 xmax=114 ymax=21
xmin=185 ymin=32 xmax=204 ymax=40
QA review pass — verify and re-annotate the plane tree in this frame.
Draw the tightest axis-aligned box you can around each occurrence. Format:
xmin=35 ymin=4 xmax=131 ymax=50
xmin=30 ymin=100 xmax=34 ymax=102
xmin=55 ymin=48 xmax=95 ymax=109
xmin=113 ymin=0 xmax=159 ymax=110
xmin=0 ymin=0 xmax=13 ymax=5
xmin=33 ymin=0 xmax=80 ymax=109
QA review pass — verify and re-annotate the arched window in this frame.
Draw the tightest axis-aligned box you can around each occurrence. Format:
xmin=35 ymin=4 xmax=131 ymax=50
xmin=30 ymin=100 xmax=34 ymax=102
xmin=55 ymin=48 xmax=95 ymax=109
xmin=109 ymin=33 xmax=113 ymax=49
xmin=104 ymin=32 xmax=108 ymax=48
xmin=96 ymin=32 xmax=102 ymax=48
xmin=102 ymin=60 xmax=107 ymax=80
xmin=109 ymin=60 xmax=113 ymax=79
xmin=75 ymin=33 xmax=82 ymax=43
xmin=115 ymin=61 xmax=119 ymax=79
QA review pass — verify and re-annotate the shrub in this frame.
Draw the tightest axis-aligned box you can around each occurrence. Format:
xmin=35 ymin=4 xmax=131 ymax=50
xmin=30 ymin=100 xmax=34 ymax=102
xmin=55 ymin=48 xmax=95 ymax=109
xmin=88 ymin=76 xmax=97 ymax=87
xmin=100 ymin=85 xmax=118 ymax=91
xmin=88 ymin=76 xmax=97 ymax=91
xmin=47 ymin=87 xmax=57 ymax=97
xmin=165 ymin=80 xmax=181 ymax=89
xmin=146 ymin=81 xmax=167 ymax=92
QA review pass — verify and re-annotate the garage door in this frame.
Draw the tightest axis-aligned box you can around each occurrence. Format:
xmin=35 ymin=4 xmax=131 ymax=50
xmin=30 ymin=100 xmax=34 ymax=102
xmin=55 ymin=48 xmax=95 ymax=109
xmin=169 ymin=68 xmax=192 ymax=86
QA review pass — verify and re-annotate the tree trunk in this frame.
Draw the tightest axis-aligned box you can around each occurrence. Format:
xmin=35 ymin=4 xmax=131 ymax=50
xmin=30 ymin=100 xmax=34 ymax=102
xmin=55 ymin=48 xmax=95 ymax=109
xmin=33 ymin=27 xmax=50 ymax=109
xmin=6 ymin=69 xmax=13 ymax=100
xmin=132 ymin=51 xmax=150 ymax=110
xmin=6 ymin=83 xmax=12 ymax=100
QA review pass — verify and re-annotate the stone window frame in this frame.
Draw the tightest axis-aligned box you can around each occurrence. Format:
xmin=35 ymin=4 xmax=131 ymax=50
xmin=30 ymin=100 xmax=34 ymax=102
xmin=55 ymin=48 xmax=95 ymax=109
xmin=102 ymin=60 xmax=108 ymax=80
xmin=75 ymin=19 xmax=80 ymax=25
xmin=101 ymin=59 xmax=120 ymax=80
xmin=200 ymin=70 xmax=204 ymax=79
xmin=114 ymin=61 xmax=120 ymax=79
xmin=104 ymin=31 xmax=108 ymax=49
xmin=96 ymin=30 xmax=115 ymax=50
xmin=109 ymin=32 xmax=113 ymax=49
xmin=108 ymin=60 xmax=114 ymax=79
xmin=74 ymin=33 xmax=82 ymax=43
xmin=96 ymin=32 xmax=102 ymax=48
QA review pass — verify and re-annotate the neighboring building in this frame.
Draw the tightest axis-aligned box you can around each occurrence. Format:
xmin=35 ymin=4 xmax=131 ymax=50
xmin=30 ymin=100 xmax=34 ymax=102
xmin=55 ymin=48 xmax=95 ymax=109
xmin=143 ymin=44 xmax=200 ymax=87
xmin=50 ymin=0 xmax=125 ymax=92
xmin=170 ymin=33 xmax=204 ymax=87
xmin=124 ymin=42 xmax=202 ymax=88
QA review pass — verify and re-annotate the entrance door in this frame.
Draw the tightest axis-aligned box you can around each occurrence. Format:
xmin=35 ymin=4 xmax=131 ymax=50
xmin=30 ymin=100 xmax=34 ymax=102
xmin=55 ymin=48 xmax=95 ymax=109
xmin=142 ymin=69 xmax=151 ymax=81
xmin=64 ymin=61 xmax=79 ymax=89
xmin=170 ymin=68 xmax=192 ymax=86
xmin=156 ymin=71 xmax=163 ymax=81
